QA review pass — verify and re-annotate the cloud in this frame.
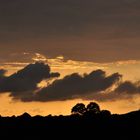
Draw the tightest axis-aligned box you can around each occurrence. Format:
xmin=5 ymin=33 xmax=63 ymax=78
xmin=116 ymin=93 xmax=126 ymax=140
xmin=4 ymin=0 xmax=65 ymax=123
xmin=88 ymin=81 xmax=140 ymax=102
xmin=1 ymin=0 xmax=140 ymax=63
xmin=1 ymin=63 xmax=140 ymax=102
xmin=0 ymin=62 xmax=60 ymax=93
xmin=19 ymin=70 xmax=122 ymax=102
xmin=0 ymin=69 xmax=7 ymax=79
xmin=1 ymin=0 xmax=140 ymax=39
xmin=115 ymin=81 xmax=140 ymax=94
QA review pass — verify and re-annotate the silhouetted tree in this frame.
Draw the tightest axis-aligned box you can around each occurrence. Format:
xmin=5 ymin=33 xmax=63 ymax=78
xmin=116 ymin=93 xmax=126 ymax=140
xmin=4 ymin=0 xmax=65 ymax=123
xmin=86 ymin=102 xmax=100 ymax=114
xmin=71 ymin=103 xmax=86 ymax=115
xmin=100 ymin=110 xmax=111 ymax=117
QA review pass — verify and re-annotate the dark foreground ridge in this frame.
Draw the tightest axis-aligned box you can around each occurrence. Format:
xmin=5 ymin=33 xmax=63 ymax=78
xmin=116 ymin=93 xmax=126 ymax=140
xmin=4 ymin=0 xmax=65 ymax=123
xmin=0 ymin=102 xmax=140 ymax=139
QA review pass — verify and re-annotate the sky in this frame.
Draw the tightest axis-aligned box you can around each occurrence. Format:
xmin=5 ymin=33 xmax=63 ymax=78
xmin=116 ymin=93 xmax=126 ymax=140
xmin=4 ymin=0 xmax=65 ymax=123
xmin=0 ymin=0 xmax=140 ymax=116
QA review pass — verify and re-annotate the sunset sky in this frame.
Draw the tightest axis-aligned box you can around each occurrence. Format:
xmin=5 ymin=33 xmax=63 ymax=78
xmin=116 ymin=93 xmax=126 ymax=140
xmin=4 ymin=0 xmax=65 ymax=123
xmin=0 ymin=0 xmax=140 ymax=116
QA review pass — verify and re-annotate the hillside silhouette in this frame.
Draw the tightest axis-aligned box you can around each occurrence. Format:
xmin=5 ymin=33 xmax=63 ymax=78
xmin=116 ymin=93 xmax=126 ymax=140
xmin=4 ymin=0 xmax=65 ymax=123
xmin=0 ymin=102 xmax=140 ymax=139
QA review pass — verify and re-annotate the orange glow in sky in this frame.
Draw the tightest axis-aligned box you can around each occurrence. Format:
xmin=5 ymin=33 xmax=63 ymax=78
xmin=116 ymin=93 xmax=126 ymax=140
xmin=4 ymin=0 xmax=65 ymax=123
xmin=0 ymin=54 xmax=140 ymax=116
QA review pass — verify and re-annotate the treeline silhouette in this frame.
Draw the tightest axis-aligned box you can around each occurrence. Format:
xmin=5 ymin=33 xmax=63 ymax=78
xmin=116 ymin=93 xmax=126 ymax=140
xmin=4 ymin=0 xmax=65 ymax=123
xmin=0 ymin=102 xmax=140 ymax=139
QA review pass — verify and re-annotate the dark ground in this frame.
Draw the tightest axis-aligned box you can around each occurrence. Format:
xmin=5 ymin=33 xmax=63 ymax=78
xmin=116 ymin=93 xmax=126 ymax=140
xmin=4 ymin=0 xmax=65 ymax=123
xmin=0 ymin=110 xmax=140 ymax=139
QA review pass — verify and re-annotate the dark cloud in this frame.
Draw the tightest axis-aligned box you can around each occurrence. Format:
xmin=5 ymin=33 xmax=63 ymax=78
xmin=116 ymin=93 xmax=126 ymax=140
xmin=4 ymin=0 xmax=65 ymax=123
xmin=0 ymin=63 xmax=140 ymax=102
xmin=0 ymin=0 xmax=140 ymax=62
xmin=0 ymin=69 xmax=7 ymax=79
xmin=115 ymin=81 xmax=140 ymax=94
xmin=0 ymin=62 xmax=60 ymax=93
xmin=1 ymin=0 xmax=140 ymax=38
xmin=89 ymin=81 xmax=140 ymax=102
xmin=19 ymin=70 xmax=122 ymax=102
xmin=0 ymin=69 xmax=7 ymax=77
